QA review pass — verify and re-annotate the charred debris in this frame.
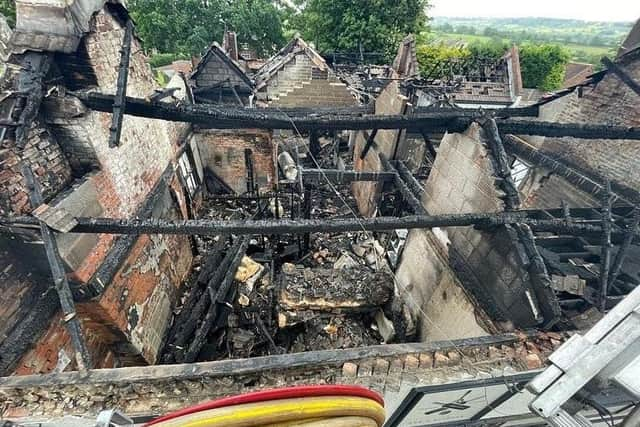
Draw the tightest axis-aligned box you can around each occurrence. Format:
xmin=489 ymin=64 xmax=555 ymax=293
xmin=1 ymin=2 xmax=640 ymax=376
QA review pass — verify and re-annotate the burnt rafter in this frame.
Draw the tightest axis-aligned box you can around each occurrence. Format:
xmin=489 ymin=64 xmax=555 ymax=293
xmin=109 ymin=19 xmax=134 ymax=148
xmin=600 ymin=180 xmax=614 ymax=311
xmin=21 ymin=166 xmax=92 ymax=371
xmin=73 ymin=92 xmax=640 ymax=139
xmin=609 ymin=208 xmax=640 ymax=288
xmin=602 ymin=56 xmax=640 ymax=97
xmin=5 ymin=211 xmax=639 ymax=239
xmin=301 ymin=168 xmax=396 ymax=184
xmin=360 ymin=129 xmax=379 ymax=159
xmin=481 ymin=119 xmax=521 ymax=210
xmin=503 ymin=134 xmax=636 ymax=205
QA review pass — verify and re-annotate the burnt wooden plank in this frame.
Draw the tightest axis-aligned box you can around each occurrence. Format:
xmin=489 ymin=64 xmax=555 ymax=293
xmin=609 ymin=208 xmax=640 ymax=290
xmin=600 ymin=180 xmax=613 ymax=311
xmin=74 ymin=92 xmax=640 ymax=138
xmin=22 ymin=166 xmax=92 ymax=370
xmin=360 ymin=129 xmax=379 ymax=159
xmin=109 ymin=19 xmax=134 ymax=148
xmin=5 ymin=212 xmax=638 ymax=238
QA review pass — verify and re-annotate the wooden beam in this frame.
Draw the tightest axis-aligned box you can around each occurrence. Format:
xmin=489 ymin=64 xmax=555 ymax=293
xmin=5 ymin=211 xmax=639 ymax=238
xmin=513 ymin=224 xmax=562 ymax=328
xmin=301 ymin=168 xmax=396 ymax=184
xmin=0 ymin=333 xmax=534 ymax=388
xmin=602 ymin=56 xmax=640 ymax=97
xmin=22 ymin=166 xmax=92 ymax=370
xmin=183 ymin=237 xmax=249 ymax=363
xmin=394 ymin=161 xmax=426 ymax=200
xmin=600 ymin=180 xmax=613 ymax=311
xmin=481 ymin=119 xmax=520 ymax=210
xmin=608 ymin=208 xmax=640 ymax=290
xmin=360 ymin=129 xmax=379 ymax=159
xmin=73 ymin=92 xmax=640 ymax=139
xmin=109 ymin=19 xmax=134 ymax=148
xmin=503 ymin=135 xmax=635 ymax=205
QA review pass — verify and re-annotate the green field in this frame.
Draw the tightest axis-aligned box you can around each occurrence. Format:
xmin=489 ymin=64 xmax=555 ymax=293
xmin=430 ymin=32 xmax=613 ymax=64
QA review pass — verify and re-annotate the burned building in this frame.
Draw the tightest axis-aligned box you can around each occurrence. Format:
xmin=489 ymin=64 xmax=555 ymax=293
xmin=190 ymin=41 xmax=254 ymax=106
xmin=1 ymin=2 xmax=640 ymax=424
xmin=254 ymin=37 xmax=357 ymax=108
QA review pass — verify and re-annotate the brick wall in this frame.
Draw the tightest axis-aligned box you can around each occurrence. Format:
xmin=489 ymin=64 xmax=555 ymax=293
xmin=270 ymin=80 xmax=356 ymax=108
xmin=352 ymin=80 xmax=409 ymax=216
xmin=261 ymin=53 xmax=356 ymax=108
xmin=193 ymin=51 xmax=250 ymax=89
xmin=0 ymin=333 xmax=564 ymax=419
xmin=194 ymin=129 xmax=275 ymax=194
xmin=538 ymin=53 xmax=640 ymax=194
xmin=0 ymin=122 xmax=73 ymax=216
xmin=420 ymin=124 xmax=540 ymax=327
xmin=396 ymin=229 xmax=495 ymax=341
xmin=1 ymin=7 xmax=195 ymax=374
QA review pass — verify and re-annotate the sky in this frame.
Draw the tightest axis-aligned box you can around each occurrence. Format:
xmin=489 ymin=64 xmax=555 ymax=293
xmin=429 ymin=0 xmax=640 ymax=22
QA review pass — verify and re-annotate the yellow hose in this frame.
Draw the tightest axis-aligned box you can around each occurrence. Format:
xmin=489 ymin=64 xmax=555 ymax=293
xmin=263 ymin=416 xmax=379 ymax=427
xmin=151 ymin=396 xmax=386 ymax=427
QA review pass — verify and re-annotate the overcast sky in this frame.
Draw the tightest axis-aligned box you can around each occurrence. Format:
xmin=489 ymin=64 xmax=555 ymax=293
xmin=429 ymin=0 xmax=640 ymax=22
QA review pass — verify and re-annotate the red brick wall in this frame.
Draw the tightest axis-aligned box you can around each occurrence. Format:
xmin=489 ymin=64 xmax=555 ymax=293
xmin=5 ymin=7 xmax=196 ymax=374
xmin=194 ymin=129 xmax=275 ymax=194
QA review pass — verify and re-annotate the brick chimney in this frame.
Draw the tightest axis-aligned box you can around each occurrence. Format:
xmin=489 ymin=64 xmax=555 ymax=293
xmin=223 ymin=31 xmax=239 ymax=62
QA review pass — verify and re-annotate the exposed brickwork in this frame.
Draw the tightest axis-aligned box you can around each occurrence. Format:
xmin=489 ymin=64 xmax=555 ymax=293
xmin=1 ymin=7 xmax=195 ymax=375
xmin=194 ymin=129 xmax=275 ymax=194
xmin=272 ymin=80 xmax=356 ymax=108
xmin=0 ymin=333 xmax=565 ymax=419
xmin=0 ymin=122 xmax=73 ymax=216
xmin=260 ymin=53 xmax=356 ymax=108
xmin=540 ymin=53 xmax=640 ymax=194
xmin=352 ymin=80 xmax=408 ymax=216
xmin=421 ymin=124 xmax=539 ymax=327
xmin=192 ymin=48 xmax=250 ymax=89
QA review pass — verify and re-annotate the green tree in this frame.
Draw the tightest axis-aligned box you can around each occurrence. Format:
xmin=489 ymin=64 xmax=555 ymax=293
xmin=128 ymin=0 xmax=285 ymax=57
xmin=416 ymin=42 xmax=469 ymax=75
xmin=0 ymin=0 xmax=16 ymax=28
xmin=292 ymin=0 xmax=429 ymax=60
xmin=520 ymin=43 xmax=570 ymax=90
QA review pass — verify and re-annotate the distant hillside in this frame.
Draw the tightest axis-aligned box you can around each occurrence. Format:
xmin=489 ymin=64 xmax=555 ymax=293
xmin=429 ymin=17 xmax=634 ymax=65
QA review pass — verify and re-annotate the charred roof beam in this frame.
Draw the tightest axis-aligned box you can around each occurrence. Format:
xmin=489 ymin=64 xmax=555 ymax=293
xmin=602 ymin=57 xmax=640 ymax=97
xmin=109 ymin=19 xmax=134 ymax=148
xmin=4 ymin=211 xmax=631 ymax=238
xmin=22 ymin=166 xmax=92 ymax=370
xmin=70 ymin=92 xmax=640 ymax=139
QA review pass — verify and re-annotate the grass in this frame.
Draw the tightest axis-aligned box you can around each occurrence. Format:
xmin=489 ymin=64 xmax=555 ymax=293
xmin=430 ymin=32 xmax=613 ymax=63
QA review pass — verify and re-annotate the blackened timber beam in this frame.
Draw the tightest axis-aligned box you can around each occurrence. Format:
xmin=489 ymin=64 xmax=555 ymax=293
xmin=419 ymin=128 xmax=437 ymax=159
xmin=301 ymin=168 xmax=396 ymax=184
xmin=109 ymin=19 xmax=134 ymax=148
xmin=609 ymin=208 xmax=640 ymax=288
xmin=22 ymin=166 xmax=92 ymax=370
xmin=481 ymin=119 xmax=520 ymax=210
xmin=503 ymin=135 xmax=635 ymax=205
xmin=600 ymin=180 xmax=613 ymax=311
xmin=382 ymin=157 xmax=425 ymax=215
xmin=394 ymin=161 xmax=426 ymax=200
xmin=513 ymin=224 xmax=562 ymax=328
xmin=602 ymin=57 xmax=640 ymax=97
xmin=360 ymin=129 xmax=378 ymax=159
xmin=73 ymin=92 xmax=640 ymax=138
xmin=183 ymin=237 xmax=249 ymax=363
xmin=414 ymin=104 xmax=540 ymax=118
xmin=6 ymin=213 xmax=640 ymax=238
